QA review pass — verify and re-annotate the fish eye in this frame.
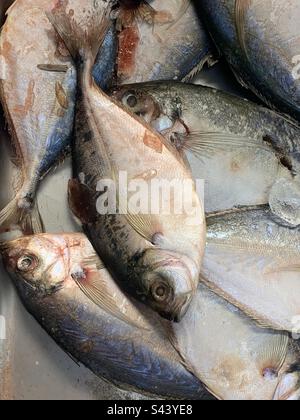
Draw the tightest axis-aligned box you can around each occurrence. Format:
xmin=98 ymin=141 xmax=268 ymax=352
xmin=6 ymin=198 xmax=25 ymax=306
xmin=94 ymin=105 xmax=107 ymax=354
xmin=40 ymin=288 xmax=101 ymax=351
xmin=151 ymin=281 xmax=171 ymax=303
xmin=17 ymin=254 xmax=39 ymax=273
xmin=122 ymin=92 xmax=138 ymax=108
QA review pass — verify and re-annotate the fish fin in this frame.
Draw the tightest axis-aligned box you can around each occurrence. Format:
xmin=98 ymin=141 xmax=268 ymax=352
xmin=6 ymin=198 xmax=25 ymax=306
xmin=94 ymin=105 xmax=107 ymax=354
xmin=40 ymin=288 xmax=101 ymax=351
xmin=206 ymin=205 xmax=269 ymax=220
xmin=20 ymin=202 xmax=45 ymax=235
xmin=180 ymin=131 xmax=270 ymax=160
xmin=123 ymin=211 xmax=161 ymax=244
xmin=72 ymin=266 xmax=149 ymax=330
xmin=256 ymin=333 xmax=289 ymax=377
xmin=182 ymin=53 xmax=218 ymax=82
xmin=46 ymin=0 xmax=111 ymax=64
xmin=235 ymin=0 xmax=252 ymax=59
xmin=274 ymin=372 xmax=300 ymax=400
xmin=68 ymin=179 xmax=98 ymax=225
xmin=0 ymin=195 xmax=44 ymax=235
xmin=37 ymin=64 xmax=69 ymax=73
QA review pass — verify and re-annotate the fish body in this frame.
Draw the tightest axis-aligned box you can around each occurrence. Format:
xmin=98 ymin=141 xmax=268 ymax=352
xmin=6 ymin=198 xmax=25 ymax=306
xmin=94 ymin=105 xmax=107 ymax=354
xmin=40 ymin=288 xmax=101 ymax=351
xmin=112 ymin=82 xmax=300 ymax=225
xmin=202 ymin=208 xmax=300 ymax=333
xmin=117 ymin=0 xmax=216 ymax=84
xmin=199 ymin=0 xmax=300 ymax=121
xmin=0 ymin=0 xmax=118 ymax=234
xmin=49 ymin=0 xmax=205 ymax=321
xmin=0 ymin=233 xmax=211 ymax=400
xmin=172 ymin=284 xmax=300 ymax=400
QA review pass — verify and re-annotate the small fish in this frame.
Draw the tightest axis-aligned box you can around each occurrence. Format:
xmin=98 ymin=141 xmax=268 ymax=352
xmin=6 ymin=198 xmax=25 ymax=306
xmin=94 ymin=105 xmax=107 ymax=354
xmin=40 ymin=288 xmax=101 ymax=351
xmin=0 ymin=233 xmax=212 ymax=400
xmin=172 ymin=284 xmax=300 ymax=400
xmin=201 ymin=207 xmax=300 ymax=333
xmin=48 ymin=0 xmax=205 ymax=321
xmin=116 ymin=0 xmax=216 ymax=84
xmin=199 ymin=0 xmax=300 ymax=122
xmin=0 ymin=0 xmax=118 ymax=234
xmin=111 ymin=81 xmax=300 ymax=225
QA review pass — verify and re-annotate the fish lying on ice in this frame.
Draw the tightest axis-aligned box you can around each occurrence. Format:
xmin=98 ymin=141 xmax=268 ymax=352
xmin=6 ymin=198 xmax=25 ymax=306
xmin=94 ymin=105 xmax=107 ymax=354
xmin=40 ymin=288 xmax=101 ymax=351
xmin=47 ymin=0 xmax=206 ymax=321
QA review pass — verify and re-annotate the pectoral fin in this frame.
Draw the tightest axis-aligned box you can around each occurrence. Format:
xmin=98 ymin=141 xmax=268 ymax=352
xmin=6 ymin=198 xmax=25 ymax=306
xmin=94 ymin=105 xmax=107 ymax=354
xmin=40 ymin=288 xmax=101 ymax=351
xmin=180 ymin=131 xmax=270 ymax=161
xmin=72 ymin=262 xmax=149 ymax=330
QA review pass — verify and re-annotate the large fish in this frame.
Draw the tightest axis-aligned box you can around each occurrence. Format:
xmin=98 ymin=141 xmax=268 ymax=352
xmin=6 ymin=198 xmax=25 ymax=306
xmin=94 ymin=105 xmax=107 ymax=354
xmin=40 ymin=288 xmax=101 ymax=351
xmin=199 ymin=0 xmax=300 ymax=122
xmin=111 ymin=81 xmax=300 ymax=225
xmin=172 ymin=283 xmax=300 ymax=400
xmin=48 ymin=0 xmax=205 ymax=321
xmin=116 ymin=0 xmax=216 ymax=84
xmin=0 ymin=233 xmax=212 ymax=400
xmin=200 ymin=207 xmax=300 ymax=333
xmin=0 ymin=0 xmax=117 ymax=234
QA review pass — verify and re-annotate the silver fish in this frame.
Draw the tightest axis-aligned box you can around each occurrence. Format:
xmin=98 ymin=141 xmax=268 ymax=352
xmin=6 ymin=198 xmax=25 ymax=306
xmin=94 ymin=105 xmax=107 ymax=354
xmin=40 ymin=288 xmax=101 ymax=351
xmin=201 ymin=207 xmax=300 ymax=334
xmin=199 ymin=0 xmax=300 ymax=121
xmin=112 ymin=81 xmax=300 ymax=226
xmin=0 ymin=233 xmax=212 ymax=400
xmin=48 ymin=0 xmax=205 ymax=321
xmin=172 ymin=283 xmax=300 ymax=400
xmin=116 ymin=0 xmax=216 ymax=84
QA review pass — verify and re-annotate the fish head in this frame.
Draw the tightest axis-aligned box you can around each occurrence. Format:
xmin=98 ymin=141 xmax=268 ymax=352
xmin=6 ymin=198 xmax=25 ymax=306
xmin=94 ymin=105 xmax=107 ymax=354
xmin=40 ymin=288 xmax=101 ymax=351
xmin=136 ymin=248 xmax=197 ymax=322
xmin=111 ymin=84 xmax=175 ymax=129
xmin=0 ymin=234 xmax=84 ymax=296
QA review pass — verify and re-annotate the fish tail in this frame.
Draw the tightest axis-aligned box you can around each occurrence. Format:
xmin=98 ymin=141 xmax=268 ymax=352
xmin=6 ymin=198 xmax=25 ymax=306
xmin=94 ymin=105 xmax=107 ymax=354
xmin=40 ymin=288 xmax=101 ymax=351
xmin=46 ymin=0 xmax=111 ymax=68
xmin=0 ymin=193 xmax=44 ymax=235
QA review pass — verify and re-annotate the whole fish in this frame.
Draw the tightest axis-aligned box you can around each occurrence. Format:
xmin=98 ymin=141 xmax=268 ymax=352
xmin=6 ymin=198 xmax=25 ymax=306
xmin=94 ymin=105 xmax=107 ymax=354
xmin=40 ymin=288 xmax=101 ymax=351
xmin=116 ymin=0 xmax=216 ymax=84
xmin=172 ymin=284 xmax=300 ymax=400
xmin=200 ymin=207 xmax=300 ymax=333
xmin=0 ymin=233 xmax=212 ymax=400
xmin=199 ymin=0 xmax=300 ymax=122
xmin=111 ymin=81 xmax=300 ymax=225
xmin=0 ymin=0 xmax=117 ymax=234
xmin=48 ymin=0 xmax=205 ymax=321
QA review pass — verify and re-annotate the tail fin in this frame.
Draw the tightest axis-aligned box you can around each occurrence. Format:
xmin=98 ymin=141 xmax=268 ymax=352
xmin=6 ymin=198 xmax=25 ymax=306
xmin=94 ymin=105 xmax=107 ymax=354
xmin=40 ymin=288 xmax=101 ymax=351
xmin=0 ymin=194 xmax=44 ymax=235
xmin=46 ymin=0 xmax=111 ymax=64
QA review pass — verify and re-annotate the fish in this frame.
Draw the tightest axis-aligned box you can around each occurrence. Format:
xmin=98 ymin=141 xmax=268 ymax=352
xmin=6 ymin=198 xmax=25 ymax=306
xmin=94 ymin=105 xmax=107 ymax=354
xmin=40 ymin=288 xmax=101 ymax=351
xmin=116 ymin=0 xmax=216 ymax=84
xmin=199 ymin=207 xmax=300 ymax=333
xmin=0 ymin=233 xmax=213 ymax=400
xmin=111 ymin=81 xmax=300 ymax=226
xmin=172 ymin=283 xmax=300 ymax=400
xmin=198 ymin=0 xmax=300 ymax=122
xmin=48 ymin=0 xmax=206 ymax=321
xmin=0 ymin=0 xmax=118 ymax=235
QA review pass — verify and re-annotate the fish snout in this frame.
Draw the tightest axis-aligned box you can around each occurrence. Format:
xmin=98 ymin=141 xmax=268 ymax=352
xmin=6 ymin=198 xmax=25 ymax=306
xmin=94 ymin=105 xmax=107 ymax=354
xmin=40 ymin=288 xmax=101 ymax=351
xmin=158 ymin=292 xmax=194 ymax=323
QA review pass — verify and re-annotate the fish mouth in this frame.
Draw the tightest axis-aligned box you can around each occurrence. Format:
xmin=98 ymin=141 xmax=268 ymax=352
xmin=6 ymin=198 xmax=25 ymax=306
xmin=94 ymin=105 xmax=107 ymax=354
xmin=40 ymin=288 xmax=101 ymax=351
xmin=157 ymin=292 xmax=193 ymax=323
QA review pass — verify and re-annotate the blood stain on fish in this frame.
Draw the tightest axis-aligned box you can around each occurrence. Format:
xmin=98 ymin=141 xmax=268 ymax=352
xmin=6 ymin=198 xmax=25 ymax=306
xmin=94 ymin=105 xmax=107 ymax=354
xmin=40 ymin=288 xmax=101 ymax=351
xmin=13 ymin=80 xmax=35 ymax=117
xmin=143 ymin=131 xmax=163 ymax=153
xmin=117 ymin=25 xmax=140 ymax=79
